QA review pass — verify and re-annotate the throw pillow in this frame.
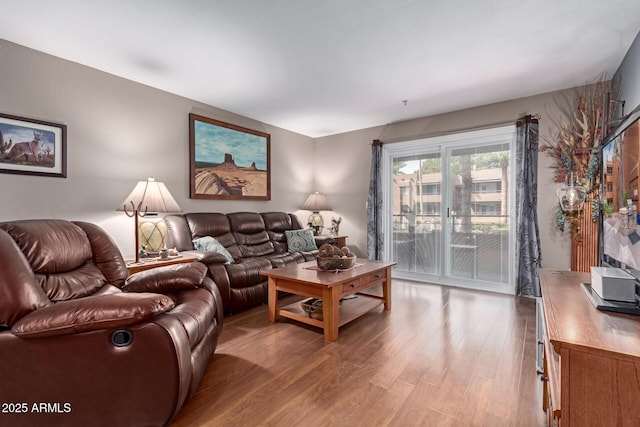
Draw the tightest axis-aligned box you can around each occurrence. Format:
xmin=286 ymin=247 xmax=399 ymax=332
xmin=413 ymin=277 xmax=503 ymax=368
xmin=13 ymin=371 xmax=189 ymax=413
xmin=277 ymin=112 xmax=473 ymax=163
xmin=192 ymin=236 xmax=234 ymax=264
xmin=285 ymin=229 xmax=318 ymax=252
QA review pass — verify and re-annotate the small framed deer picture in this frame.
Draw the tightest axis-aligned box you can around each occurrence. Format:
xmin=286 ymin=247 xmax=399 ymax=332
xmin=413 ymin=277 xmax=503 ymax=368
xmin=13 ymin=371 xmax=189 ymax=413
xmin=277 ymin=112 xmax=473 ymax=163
xmin=0 ymin=113 xmax=67 ymax=178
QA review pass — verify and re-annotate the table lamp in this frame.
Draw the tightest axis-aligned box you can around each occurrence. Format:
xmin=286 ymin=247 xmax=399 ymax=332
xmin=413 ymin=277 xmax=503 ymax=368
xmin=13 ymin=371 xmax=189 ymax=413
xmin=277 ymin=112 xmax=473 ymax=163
xmin=117 ymin=177 xmax=182 ymax=263
xmin=302 ymin=192 xmax=331 ymax=235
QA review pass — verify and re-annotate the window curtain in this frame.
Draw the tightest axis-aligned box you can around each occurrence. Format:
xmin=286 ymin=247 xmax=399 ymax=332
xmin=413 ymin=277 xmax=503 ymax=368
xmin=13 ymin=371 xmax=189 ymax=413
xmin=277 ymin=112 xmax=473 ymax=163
xmin=366 ymin=140 xmax=384 ymax=260
xmin=515 ymin=115 xmax=542 ymax=297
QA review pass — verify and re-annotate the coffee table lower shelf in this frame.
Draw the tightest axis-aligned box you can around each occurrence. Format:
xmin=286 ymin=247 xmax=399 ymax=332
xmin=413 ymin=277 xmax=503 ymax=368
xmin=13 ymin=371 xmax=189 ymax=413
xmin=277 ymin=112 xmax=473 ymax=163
xmin=261 ymin=259 xmax=396 ymax=341
xmin=277 ymin=293 xmax=385 ymax=330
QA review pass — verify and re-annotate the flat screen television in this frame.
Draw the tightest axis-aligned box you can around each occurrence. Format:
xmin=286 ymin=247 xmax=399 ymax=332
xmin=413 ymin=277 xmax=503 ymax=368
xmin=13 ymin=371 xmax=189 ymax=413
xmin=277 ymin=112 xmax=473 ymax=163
xmin=601 ymin=104 xmax=640 ymax=278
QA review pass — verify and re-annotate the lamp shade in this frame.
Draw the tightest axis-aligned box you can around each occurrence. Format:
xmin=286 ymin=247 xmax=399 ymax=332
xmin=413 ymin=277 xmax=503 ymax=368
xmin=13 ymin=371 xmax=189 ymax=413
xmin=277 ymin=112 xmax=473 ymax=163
xmin=302 ymin=192 xmax=330 ymax=212
xmin=118 ymin=177 xmax=182 ymax=213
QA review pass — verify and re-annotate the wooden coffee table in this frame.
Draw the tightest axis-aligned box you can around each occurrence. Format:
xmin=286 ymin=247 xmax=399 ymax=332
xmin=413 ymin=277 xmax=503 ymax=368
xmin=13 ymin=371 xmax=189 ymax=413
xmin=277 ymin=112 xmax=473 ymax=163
xmin=260 ymin=259 xmax=396 ymax=341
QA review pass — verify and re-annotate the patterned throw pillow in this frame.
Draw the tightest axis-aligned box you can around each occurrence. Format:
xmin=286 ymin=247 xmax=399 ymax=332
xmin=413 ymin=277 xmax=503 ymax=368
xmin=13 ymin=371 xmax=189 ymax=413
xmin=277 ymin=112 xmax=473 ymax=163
xmin=192 ymin=236 xmax=234 ymax=264
xmin=285 ymin=229 xmax=318 ymax=252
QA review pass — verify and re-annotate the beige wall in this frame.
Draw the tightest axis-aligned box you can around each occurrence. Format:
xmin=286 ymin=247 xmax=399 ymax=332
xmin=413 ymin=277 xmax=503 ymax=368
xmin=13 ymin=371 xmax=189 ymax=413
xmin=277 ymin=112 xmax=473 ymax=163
xmin=1 ymin=38 xmax=595 ymax=270
xmin=0 ymin=39 xmax=315 ymax=258
xmin=315 ymin=90 xmax=577 ymax=270
xmin=615 ymin=31 xmax=640 ymax=117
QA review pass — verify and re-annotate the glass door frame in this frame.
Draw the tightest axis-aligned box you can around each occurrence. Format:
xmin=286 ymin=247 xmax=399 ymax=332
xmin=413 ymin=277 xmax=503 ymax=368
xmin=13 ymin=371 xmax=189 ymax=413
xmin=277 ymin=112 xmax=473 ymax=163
xmin=381 ymin=125 xmax=517 ymax=295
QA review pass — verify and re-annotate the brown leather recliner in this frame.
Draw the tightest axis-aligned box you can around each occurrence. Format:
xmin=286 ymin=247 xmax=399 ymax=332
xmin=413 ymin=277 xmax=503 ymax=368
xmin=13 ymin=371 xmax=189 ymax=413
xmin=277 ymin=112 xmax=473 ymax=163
xmin=0 ymin=219 xmax=223 ymax=427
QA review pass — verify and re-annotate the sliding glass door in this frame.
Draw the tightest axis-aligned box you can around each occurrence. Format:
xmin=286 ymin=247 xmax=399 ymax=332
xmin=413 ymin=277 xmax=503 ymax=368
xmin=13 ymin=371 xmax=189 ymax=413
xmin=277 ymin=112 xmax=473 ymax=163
xmin=391 ymin=151 xmax=443 ymax=276
xmin=382 ymin=126 xmax=515 ymax=294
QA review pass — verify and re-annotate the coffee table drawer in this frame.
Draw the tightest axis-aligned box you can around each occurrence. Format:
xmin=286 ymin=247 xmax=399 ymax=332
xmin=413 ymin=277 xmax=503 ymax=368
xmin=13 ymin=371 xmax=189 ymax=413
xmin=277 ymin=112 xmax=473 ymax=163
xmin=342 ymin=270 xmax=385 ymax=294
xmin=342 ymin=278 xmax=363 ymax=294
xmin=361 ymin=270 xmax=385 ymax=286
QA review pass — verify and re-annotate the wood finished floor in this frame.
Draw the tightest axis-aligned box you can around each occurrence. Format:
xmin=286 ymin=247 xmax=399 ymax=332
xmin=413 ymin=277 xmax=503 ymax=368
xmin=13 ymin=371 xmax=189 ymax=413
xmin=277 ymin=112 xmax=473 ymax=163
xmin=171 ymin=280 xmax=545 ymax=427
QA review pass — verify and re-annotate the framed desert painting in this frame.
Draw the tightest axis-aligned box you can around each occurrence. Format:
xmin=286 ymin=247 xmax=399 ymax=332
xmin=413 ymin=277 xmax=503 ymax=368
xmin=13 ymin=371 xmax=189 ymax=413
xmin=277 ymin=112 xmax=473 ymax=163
xmin=189 ymin=114 xmax=270 ymax=200
xmin=0 ymin=113 xmax=67 ymax=178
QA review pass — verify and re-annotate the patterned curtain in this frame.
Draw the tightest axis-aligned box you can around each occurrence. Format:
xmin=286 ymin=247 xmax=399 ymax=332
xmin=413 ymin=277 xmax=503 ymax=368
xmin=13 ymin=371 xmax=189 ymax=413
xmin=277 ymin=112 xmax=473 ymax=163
xmin=515 ymin=116 xmax=542 ymax=296
xmin=366 ymin=140 xmax=384 ymax=260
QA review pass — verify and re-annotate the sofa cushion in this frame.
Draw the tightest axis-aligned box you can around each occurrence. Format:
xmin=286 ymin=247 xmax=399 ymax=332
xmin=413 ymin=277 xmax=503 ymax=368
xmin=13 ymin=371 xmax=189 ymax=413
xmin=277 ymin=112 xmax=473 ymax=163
xmin=164 ymin=214 xmax=195 ymax=251
xmin=0 ymin=220 xmax=108 ymax=301
xmin=229 ymin=283 xmax=267 ymax=314
xmin=0 ymin=220 xmax=92 ymax=273
xmin=285 ymin=229 xmax=318 ymax=252
xmin=237 ymin=239 xmax=275 ymax=257
xmin=73 ymin=221 xmax=129 ymax=288
xmin=228 ymin=213 xmax=275 ymax=258
xmin=123 ymin=262 xmax=208 ymax=293
xmin=262 ymin=212 xmax=296 ymax=253
xmin=184 ymin=213 xmax=242 ymax=260
xmin=225 ymin=257 xmax=272 ymax=288
xmin=0 ymin=230 xmax=51 ymax=326
xmin=265 ymin=252 xmax=305 ymax=268
xmin=11 ymin=293 xmax=175 ymax=338
xmin=35 ymin=262 xmax=109 ymax=302
xmin=192 ymin=236 xmax=234 ymax=264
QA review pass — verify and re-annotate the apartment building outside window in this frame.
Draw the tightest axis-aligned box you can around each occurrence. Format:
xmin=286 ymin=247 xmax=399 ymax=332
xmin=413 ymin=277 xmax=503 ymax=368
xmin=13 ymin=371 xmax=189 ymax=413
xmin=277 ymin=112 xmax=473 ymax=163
xmin=381 ymin=125 xmax=516 ymax=295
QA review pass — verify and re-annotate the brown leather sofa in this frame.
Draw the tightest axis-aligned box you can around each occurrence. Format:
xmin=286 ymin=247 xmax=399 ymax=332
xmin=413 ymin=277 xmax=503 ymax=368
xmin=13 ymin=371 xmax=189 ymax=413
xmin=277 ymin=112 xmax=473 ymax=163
xmin=0 ymin=219 xmax=223 ymax=427
xmin=165 ymin=211 xmax=333 ymax=315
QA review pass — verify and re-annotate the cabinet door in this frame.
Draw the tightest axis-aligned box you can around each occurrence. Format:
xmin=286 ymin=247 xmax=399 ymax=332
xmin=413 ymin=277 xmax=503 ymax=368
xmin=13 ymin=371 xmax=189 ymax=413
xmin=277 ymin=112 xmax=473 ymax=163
xmin=539 ymin=295 xmax=562 ymax=423
xmin=542 ymin=344 xmax=561 ymax=426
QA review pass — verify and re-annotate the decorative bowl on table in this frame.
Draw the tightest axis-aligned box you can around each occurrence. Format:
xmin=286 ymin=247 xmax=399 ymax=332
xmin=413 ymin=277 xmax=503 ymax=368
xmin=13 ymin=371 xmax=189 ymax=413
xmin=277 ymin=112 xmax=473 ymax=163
xmin=316 ymin=243 xmax=356 ymax=270
xmin=316 ymin=254 xmax=357 ymax=270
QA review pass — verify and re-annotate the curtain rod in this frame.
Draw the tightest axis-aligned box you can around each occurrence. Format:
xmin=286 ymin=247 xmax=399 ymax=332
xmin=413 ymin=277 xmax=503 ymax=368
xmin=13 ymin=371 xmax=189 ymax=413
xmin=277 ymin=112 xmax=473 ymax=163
xmin=372 ymin=114 xmax=541 ymax=145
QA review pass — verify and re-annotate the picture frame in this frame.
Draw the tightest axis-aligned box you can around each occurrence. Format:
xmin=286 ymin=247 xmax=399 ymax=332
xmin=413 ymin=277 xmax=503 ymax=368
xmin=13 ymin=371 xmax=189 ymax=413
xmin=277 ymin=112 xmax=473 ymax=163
xmin=0 ymin=113 xmax=67 ymax=178
xmin=189 ymin=113 xmax=270 ymax=200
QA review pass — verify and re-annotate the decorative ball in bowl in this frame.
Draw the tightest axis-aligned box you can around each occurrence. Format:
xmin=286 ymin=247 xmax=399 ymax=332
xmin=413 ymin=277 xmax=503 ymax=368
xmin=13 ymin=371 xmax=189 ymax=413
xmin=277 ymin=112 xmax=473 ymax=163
xmin=317 ymin=254 xmax=356 ymax=270
xmin=316 ymin=243 xmax=356 ymax=270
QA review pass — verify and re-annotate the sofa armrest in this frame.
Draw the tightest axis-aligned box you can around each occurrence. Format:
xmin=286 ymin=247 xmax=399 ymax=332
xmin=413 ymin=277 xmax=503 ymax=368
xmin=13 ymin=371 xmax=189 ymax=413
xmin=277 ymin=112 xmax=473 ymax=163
xmin=0 ymin=229 xmax=51 ymax=327
xmin=1 ymin=316 xmax=194 ymax=426
xmin=180 ymin=250 xmax=230 ymax=265
xmin=11 ymin=293 xmax=174 ymax=338
xmin=73 ymin=221 xmax=129 ymax=287
xmin=123 ymin=262 xmax=207 ymax=293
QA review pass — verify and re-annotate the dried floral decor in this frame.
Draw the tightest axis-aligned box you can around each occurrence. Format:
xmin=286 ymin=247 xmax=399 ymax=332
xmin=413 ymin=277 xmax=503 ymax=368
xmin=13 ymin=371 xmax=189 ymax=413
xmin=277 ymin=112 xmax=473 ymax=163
xmin=540 ymin=77 xmax=622 ymax=272
xmin=540 ymin=77 xmax=619 ymax=232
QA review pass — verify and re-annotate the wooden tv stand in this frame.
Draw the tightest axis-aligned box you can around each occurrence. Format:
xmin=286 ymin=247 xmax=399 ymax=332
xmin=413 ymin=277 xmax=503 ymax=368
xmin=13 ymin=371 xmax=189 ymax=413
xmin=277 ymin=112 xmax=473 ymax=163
xmin=539 ymin=269 xmax=640 ymax=426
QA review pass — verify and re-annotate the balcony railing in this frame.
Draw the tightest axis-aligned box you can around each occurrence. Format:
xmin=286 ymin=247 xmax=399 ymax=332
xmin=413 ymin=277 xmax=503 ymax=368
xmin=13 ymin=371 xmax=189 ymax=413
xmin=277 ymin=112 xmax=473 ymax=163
xmin=391 ymin=213 xmax=509 ymax=283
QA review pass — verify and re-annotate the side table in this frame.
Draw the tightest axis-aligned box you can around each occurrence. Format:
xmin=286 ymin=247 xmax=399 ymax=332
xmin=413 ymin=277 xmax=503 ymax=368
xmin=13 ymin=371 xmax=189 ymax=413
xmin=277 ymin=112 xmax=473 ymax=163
xmin=126 ymin=255 xmax=198 ymax=275
xmin=330 ymin=235 xmax=348 ymax=247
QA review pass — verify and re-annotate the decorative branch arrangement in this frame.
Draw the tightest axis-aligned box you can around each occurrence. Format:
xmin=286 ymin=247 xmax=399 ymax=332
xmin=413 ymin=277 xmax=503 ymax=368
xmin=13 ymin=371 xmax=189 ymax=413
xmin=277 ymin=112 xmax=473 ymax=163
xmin=540 ymin=77 xmax=620 ymax=232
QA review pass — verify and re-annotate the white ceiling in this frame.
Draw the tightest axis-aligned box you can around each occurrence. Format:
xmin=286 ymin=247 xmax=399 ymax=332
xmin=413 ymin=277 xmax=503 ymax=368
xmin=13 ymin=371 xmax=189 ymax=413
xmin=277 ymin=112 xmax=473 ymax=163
xmin=1 ymin=0 xmax=639 ymax=137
